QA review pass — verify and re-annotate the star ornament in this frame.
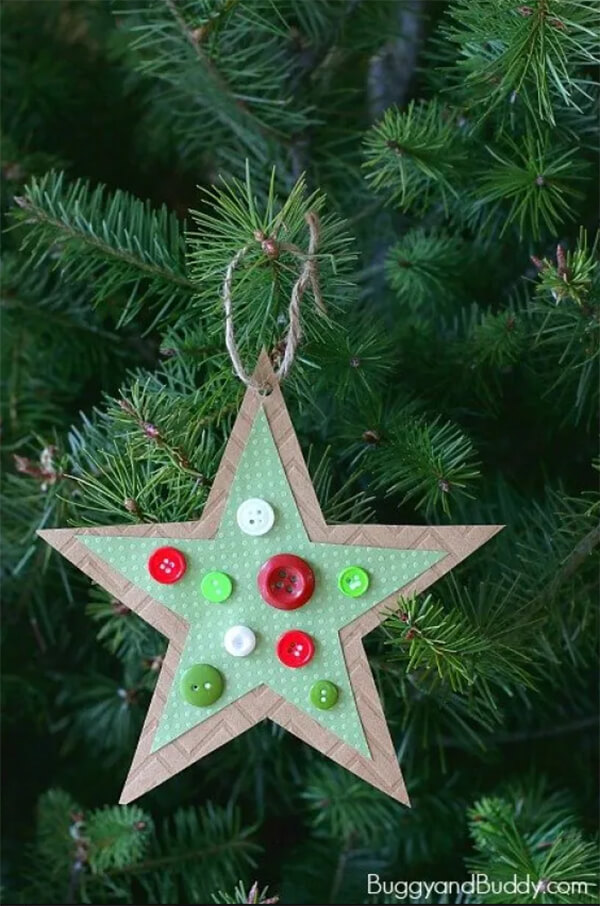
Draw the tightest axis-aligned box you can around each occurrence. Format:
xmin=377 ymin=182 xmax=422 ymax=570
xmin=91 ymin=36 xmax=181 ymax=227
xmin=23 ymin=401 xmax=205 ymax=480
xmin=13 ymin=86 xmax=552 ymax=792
xmin=40 ymin=354 xmax=502 ymax=805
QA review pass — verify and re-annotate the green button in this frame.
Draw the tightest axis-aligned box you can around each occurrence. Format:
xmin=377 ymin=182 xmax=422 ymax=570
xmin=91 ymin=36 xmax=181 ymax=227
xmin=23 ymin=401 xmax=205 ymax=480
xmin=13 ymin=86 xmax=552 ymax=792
xmin=310 ymin=680 xmax=339 ymax=710
xmin=180 ymin=664 xmax=224 ymax=707
xmin=338 ymin=565 xmax=369 ymax=597
xmin=201 ymin=571 xmax=233 ymax=603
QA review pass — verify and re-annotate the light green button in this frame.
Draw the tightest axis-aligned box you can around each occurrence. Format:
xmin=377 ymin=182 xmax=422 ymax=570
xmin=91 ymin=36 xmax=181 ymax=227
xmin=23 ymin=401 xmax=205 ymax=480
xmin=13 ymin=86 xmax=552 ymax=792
xmin=310 ymin=680 xmax=339 ymax=710
xmin=180 ymin=664 xmax=224 ymax=707
xmin=201 ymin=571 xmax=233 ymax=603
xmin=338 ymin=565 xmax=369 ymax=597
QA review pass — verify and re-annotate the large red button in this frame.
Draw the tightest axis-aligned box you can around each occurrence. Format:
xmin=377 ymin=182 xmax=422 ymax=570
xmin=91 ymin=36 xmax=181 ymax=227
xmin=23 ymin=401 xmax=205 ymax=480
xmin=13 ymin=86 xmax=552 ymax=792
xmin=276 ymin=630 xmax=315 ymax=668
xmin=148 ymin=546 xmax=187 ymax=584
xmin=257 ymin=554 xmax=315 ymax=610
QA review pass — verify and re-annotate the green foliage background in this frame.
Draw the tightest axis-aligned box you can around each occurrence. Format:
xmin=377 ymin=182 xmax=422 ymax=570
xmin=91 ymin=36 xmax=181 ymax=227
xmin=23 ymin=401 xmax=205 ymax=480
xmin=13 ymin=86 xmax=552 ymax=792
xmin=1 ymin=1 xmax=598 ymax=904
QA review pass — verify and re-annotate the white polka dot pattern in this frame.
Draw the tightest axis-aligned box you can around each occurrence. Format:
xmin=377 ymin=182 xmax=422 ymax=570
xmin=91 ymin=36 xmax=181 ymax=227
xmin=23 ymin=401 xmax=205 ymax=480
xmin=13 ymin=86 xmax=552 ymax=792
xmin=81 ymin=409 xmax=444 ymax=758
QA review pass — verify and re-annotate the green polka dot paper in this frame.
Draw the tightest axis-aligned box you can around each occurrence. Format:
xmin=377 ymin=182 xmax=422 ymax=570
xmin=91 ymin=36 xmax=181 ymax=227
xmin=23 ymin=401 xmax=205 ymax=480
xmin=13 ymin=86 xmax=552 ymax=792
xmin=80 ymin=408 xmax=445 ymax=759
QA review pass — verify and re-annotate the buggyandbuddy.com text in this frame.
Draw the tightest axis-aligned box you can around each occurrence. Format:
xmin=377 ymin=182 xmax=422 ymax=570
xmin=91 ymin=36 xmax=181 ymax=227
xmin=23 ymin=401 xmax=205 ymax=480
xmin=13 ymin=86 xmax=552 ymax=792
xmin=367 ymin=871 xmax=596 ymax=901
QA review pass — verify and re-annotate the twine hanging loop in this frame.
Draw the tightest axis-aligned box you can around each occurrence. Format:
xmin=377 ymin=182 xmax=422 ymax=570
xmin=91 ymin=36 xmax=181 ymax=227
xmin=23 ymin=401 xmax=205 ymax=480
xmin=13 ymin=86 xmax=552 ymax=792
xmin=223 ymin=211 xmax=324 ymax=390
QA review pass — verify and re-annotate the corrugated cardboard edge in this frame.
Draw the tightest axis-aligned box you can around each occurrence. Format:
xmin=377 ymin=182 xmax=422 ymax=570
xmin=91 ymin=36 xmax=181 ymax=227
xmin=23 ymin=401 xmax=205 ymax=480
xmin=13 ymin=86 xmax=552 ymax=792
xmin=39 ymin=351 xmax=503 ymax=806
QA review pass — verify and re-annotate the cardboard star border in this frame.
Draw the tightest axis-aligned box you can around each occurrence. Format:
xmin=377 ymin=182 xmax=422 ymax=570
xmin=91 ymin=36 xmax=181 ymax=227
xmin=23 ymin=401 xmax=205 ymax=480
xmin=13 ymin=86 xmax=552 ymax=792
xmin=40 ymin=353 xmax=502 ymax=806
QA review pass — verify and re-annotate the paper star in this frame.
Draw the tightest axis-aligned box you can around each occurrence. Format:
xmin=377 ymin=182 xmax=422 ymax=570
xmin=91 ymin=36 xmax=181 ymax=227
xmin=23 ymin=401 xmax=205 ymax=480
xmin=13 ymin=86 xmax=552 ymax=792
xmin=40 ymin=354 xmax=502 ymax=805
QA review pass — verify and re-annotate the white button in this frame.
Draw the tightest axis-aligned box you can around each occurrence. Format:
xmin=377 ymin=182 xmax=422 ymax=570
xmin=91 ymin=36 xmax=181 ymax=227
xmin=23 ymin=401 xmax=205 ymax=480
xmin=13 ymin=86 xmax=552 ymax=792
xmin=224 ymin=625 xmax=256 ymax=657
xmin=236 ymin=498 xmax=275 ymax=536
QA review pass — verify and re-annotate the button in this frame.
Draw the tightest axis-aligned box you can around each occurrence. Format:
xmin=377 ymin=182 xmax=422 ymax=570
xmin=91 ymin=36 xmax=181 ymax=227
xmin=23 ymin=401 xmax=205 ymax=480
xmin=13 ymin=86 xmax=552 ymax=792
xmin=201 ymin=571 xmax=233 ymax=603
xmin=338 ymin=565 xmax=369 ymax=597
xmin=258 ymin=554 xmax=315 ymax=610
xmin=224 ymin=625 xmax=256 ymax=657
xmin=148 ymin=546 xmax=187 ymax=584
xmin=237 ymin=498 xmax=275 ymax=536
xmin=179 ymin=664 xmax=224 ymax=707
xmin=310 ymin=680 xmax=339 ymax=710
xmin=276 ymin=630 xmax=315 ymax=668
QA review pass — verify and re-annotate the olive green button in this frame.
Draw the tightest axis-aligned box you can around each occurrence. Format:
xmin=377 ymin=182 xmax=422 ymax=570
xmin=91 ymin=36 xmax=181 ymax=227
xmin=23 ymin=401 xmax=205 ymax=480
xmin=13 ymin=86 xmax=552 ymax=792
xmin=201 ymin=571 xmax=233 ymax=603
xmin=310 ymin=680 xmax=339 ymax=710
xmin=180 ymin=664 xmax=224 ymax=707
xmin=338 ymin=565 xmax=369 ymax=597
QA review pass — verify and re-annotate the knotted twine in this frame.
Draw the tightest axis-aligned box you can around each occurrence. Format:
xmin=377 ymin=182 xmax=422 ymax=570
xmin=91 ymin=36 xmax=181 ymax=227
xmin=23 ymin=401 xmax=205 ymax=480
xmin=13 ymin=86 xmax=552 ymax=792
xmin=223 ymin=211 xmax=325 ymax=391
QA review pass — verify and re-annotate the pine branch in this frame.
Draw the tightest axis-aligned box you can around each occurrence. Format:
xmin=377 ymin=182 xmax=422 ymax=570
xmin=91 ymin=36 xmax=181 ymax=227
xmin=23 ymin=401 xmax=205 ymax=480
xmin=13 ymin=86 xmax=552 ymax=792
xmin=385 ymin=228 xmax=470 ymax=309
xmin=305 ymin=447 xmax=375 ymax=526
xmin=111 ymin=803 xmax=261 ymax=904
xmin=537 ymin=523 xmax=600 ymax=604
xmin=54 ymin=670 xmax=150 ymax=765
xmin=86 ymin=805 xmax=152 ymax=874
xmin=212 ymin=880 xmax=278 ymax=904
xmin=444 ymin=714 xmax=598 ymax=747
xmin=467 ymin=780 xmax=599 ymax=904
xmin=465 ymin=302 xmax=528 ymax=371
xmin=13 ymin=171 xmax=194 ymax=328
xmin=116 ymin=0 xmax=311 ymax=168
xmin=532 ymin=228 xmax=599 ymax=306
xmin=1 ymin=252 xmax=127 ymax=438
xmin=86 ymin=588 xmax=162 ymax=660
xmin=475 ymin=132 xmax=587 ymax=238
xmin=516 ymin=487 xmax=599 ymax=597
xmin=301 ymin=763 xmax=399 ymax=844
xmin=384 ymin=589 xmax=535 ymax=702
xmin=529 ymin=235 xmax=598 ymax=424
xmin=64 ymin=370 xmax=236 ymax=525
xmin=16 ymin=788 xmax=259 ymax=904
xmin=444 ymin=0 xmax=600 ymax=125
xmin=368 ymin=413 xmax=481 ymax=517
xmin=363 ymin=99 xmax=468 ymax=214
xmin=290 ymin=315 xmax=397 ymax=407
xmin=161 ymin=0 xmax=277 ymax=141
xmin=19 ymin=790 xmax=152 ymax=905
xmin=528 ymin=230 xmax=600 ymax=425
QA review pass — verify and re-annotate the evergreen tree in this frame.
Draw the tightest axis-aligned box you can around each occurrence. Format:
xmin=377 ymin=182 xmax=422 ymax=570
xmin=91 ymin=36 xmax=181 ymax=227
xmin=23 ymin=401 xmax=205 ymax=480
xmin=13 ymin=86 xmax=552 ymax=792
xmin=2 ymin=1 xmax=598 ymax=904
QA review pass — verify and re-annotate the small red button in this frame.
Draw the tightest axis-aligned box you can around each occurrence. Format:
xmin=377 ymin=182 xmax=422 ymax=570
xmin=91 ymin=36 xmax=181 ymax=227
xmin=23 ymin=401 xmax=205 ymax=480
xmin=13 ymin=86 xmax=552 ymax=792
xmin=257 ymin=553 xmax=315 ymax=610
xmin=148 ymin=546 xmax=187 ymax=584
xmin=276 ymin=630 xmax=315 ymax=668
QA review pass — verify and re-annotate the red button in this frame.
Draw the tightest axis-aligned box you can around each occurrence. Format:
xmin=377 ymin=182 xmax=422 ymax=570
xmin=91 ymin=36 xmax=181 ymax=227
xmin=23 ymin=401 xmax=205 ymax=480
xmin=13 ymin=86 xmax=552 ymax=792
xmin=257 ymin=554 xmax=315 ymax=610
xmin=276 ymin=630 xmax=315 ymax=668
xmin=148 ymin=546 xmax=187 ymax=584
